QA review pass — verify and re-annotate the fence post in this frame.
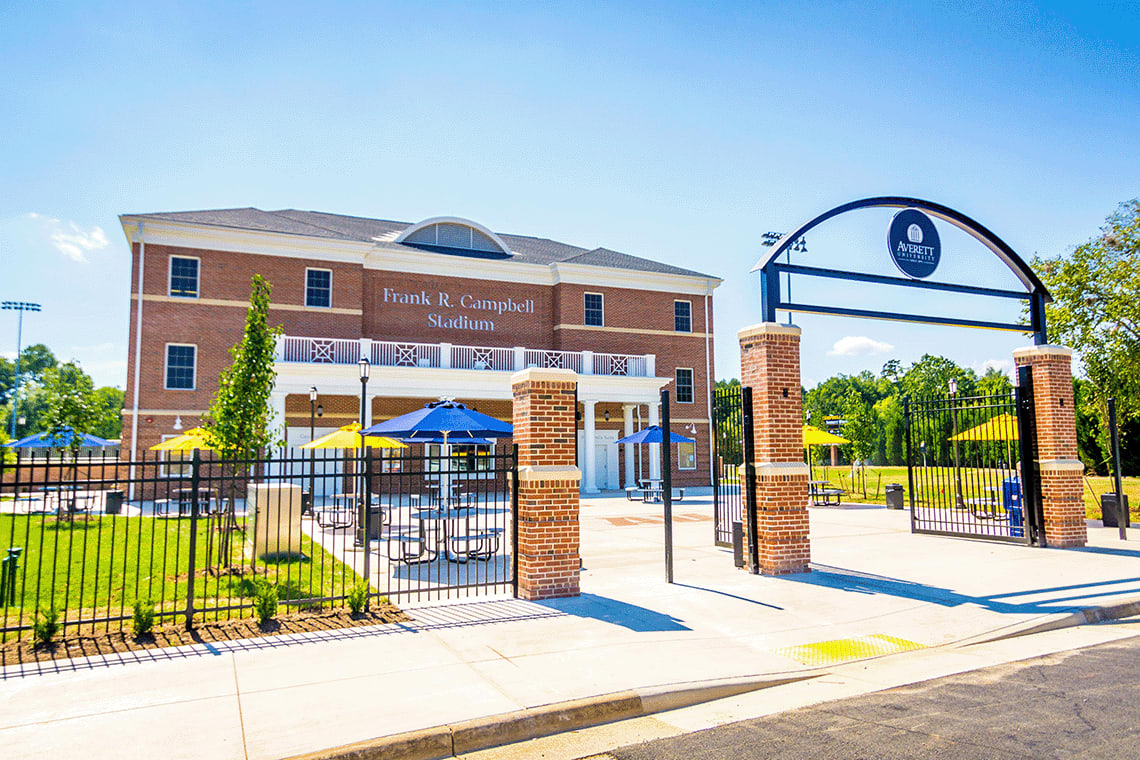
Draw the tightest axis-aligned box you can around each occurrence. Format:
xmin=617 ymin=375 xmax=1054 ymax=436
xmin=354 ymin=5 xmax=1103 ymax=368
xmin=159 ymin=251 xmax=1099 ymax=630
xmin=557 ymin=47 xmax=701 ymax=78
xmin=511 ymin=443 xmax=520 ymax=599
xmin=741 ymin=386 xmax=759 ymax=575
xmin=185 ymin=449 xmax=200 ymax=630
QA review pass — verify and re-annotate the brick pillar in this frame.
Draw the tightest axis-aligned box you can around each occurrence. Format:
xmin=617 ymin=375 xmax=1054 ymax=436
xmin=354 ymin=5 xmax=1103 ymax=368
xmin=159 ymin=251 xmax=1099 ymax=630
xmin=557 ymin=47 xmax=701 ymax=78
xmin=738 ymin=323 xmax=810 ymax=575
xmin=511 ymin=368 xmax=581 ymax=599
xmin=1012 ymin=345 xmax=1087 ymax=548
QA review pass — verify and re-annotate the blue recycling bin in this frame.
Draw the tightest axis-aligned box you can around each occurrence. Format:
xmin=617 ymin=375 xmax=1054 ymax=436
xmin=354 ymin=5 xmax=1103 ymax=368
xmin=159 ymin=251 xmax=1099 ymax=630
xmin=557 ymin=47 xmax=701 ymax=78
xmin=1003 ymin=476 xmax=1024 ymax=537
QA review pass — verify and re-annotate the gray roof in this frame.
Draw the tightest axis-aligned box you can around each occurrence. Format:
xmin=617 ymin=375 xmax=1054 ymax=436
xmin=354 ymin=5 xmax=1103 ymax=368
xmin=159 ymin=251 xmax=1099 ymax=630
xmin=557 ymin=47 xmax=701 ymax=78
xmin=125 ymin=207 xmax=715 ymax=279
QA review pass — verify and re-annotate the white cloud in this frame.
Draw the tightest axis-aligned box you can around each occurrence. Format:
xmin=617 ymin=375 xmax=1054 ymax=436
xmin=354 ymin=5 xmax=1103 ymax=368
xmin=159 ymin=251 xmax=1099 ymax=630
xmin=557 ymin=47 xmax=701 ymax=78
xmin=974 ymin=358 xmax=1014 ymax=377
xmin=27 ymin=212 xmax=109 ymax=262
xmin=828 ymin=336 xmax=895 ymax=357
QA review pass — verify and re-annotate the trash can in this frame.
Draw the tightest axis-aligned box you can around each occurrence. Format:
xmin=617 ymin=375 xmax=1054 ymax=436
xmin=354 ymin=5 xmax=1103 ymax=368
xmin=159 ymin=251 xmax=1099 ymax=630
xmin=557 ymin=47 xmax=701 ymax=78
xmin=1003 ymin=476 xmax=1023 ymax=537
xmin=105 ymin=489 xmax=124 ymax=515
xmin=885 ymin=483 xmax=904 ymax=510
xmin=1101 ymin=493 xmax=1130 ymax=528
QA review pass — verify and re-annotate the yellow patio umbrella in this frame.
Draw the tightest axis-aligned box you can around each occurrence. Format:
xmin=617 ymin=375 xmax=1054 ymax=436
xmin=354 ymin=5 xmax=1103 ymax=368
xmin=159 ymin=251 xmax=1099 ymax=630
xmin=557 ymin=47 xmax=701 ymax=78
xmin=803 ymin=425 xmax=849 ymax=446
xmin=948 ymin=413 xmax=1019 ymax=441
xmin=149 ymin=427 xmax=216 ymax=451
xmin=300 ymin=422 xmax=407 ymax=450
xmin=803 ymin=425 xmax=849 ymax=480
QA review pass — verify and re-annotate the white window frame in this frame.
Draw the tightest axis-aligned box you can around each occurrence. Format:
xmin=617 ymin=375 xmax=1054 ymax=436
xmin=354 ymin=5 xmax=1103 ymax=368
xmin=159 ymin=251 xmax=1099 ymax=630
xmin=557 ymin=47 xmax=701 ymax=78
xmin=425 ymin=442 xmax=495 ymax=480
xmin=168 ymin=255 xmax=201 ymax=299
xmin=674 ymin=299 xmax=692 ymax=333
xmin=675 ymin=367 xmax=695 ymax=404
xmin=584 ymin=291 xmax=604 ymax=327
xmin=158 ymin=434 xmax=192 ymax=478
xmin=164 ymin=343 xmax=197 ymax=391
xmin=305 ymin=267 xmax=333 ymax=308
xmin=677 ymin=441 xmax=697 ymax=470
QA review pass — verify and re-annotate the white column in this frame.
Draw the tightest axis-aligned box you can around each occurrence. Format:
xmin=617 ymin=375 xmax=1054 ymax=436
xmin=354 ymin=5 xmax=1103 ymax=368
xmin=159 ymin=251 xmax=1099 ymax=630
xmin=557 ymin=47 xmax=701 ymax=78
xmin=440 ymin=343 xmax=452 ymax=369
xmin=623 ymin=404 xmax=635 ymax=488
xmin=583 ymin=399 xmax=598 ymax=493
xmin=269 ymin=391 xmax=288 ymax=475
xmin=582 ymin=350 xmax=594 ymax=375
xmin=648 ymin=401 xmax=661 ymax=480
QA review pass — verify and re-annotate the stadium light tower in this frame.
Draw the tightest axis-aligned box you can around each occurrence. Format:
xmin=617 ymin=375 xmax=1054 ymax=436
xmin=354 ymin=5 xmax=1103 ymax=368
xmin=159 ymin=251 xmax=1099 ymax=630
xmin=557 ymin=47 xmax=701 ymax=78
xmin=2 ymin=301 xmax=43 ymax=439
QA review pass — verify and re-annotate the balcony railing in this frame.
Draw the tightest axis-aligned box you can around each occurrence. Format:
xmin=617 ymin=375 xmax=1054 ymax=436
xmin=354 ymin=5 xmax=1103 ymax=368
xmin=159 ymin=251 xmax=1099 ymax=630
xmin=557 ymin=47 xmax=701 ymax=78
xmin=277 ymin=336 xmax=655 ymax=377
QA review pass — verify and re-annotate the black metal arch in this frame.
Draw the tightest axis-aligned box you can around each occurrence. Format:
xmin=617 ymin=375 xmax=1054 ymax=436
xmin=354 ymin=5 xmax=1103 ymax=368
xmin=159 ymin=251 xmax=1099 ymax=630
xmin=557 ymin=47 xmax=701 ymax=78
xmin=751 ymin=196 xmax=1050 ymax=344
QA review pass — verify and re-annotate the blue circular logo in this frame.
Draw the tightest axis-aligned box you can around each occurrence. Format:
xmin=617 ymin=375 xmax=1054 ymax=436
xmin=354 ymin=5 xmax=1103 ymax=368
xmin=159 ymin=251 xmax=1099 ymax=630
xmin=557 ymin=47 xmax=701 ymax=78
xmin=888 ymin=209 xmax=941 ymax=279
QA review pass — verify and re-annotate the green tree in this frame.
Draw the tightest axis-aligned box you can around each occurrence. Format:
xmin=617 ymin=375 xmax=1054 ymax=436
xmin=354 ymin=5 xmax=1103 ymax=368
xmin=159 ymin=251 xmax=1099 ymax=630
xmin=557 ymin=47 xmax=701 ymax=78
xmin=1036 ymin=199 xmax=1140 ymax=475
xmin=203 ymin=275 xmax=283 ymax=458
xmin=202 ymin=276 xmax=282 ymax=565
xmin=43 ymin=362 xmax=98 ymax=515
xmin=900 ymin=355 xmax=977 ymax=401
xmin=90 ymin=386 xmax=124 ymax=440
xmin=842 ymin=390 xmax=878 ymax=498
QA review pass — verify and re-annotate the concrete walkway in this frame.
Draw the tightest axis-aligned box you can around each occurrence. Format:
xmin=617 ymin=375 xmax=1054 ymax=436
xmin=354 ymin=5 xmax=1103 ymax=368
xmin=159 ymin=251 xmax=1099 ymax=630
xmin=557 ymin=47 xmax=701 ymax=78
xmin=4 ymin=492 xmax=1140 ymax=759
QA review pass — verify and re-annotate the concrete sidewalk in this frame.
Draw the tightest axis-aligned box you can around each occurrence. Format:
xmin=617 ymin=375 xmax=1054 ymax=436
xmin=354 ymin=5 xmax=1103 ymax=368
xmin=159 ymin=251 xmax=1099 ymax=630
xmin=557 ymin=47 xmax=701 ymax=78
xmin=4 ymin=492 xmax=1140 ymax=760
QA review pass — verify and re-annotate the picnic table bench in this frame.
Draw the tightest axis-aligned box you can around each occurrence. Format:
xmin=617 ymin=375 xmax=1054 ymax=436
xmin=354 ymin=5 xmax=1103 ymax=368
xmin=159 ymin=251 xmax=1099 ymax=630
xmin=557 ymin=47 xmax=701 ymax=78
xmin=809 ymin=481 xmax=843 ymax=506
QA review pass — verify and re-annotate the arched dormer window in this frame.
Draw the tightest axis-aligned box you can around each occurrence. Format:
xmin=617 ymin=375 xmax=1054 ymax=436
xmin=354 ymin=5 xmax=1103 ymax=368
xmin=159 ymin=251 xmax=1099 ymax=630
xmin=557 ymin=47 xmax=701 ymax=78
xmin=395 ymin=217 xmax=512 ymax=256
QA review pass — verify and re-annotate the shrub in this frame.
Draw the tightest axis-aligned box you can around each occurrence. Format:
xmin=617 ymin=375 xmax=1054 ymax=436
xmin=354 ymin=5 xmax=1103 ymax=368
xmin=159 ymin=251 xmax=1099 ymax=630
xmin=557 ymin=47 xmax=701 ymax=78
xmin=253 ymin=580 xmax=279 ymax=626
xmin=347 ymin=582 xmax=370 ymax=615
xmin=132 ymin=599 xmax=156 ymax=638
xmin=33 ymin=608 xmax=59 ymax=647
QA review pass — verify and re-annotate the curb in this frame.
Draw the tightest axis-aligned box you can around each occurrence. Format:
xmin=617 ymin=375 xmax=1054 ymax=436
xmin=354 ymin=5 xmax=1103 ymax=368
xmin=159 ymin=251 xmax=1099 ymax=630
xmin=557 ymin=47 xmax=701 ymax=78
xmin=952 ymin=595 xmax=1140 ymax=648
xmin=285 ymin=672 xmax=821 ymax=760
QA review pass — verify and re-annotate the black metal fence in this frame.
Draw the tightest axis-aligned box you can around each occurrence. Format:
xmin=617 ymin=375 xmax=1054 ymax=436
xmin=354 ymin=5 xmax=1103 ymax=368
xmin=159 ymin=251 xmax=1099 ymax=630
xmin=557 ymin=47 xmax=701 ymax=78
xmin=905 ymin=377 xmax=1041 ymax=544
xmin=0 ymin=446 xmax=518 ymax=642
xmin=712 ymin=384 xmax=744 ymax=547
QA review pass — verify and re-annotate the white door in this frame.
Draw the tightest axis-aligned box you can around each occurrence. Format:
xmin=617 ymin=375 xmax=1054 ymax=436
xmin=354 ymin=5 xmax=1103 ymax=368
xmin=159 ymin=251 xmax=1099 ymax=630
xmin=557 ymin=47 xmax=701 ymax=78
xmin=595 ymin=430 xmax=619 ymax=490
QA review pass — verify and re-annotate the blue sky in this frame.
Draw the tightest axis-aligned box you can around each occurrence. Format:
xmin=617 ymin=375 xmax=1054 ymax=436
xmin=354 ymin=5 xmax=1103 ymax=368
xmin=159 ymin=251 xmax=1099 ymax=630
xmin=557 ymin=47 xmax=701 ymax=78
xmin=1 ymin=0 xmax=1137 ymax=390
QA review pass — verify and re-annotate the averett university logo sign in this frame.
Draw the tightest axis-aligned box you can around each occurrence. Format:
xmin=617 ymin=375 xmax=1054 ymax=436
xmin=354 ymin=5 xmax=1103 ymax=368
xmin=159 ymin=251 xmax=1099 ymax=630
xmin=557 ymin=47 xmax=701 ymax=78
xmin=887 ymin=208 xmax=941 ymax=279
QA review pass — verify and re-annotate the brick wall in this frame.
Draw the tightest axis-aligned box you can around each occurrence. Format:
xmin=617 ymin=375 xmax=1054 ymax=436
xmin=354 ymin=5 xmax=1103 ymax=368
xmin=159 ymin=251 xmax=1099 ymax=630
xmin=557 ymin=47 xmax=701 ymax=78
xmin=1013 ymin=345 xmax=1086 ymax=548
xmin=512 ymin=368 xmax=580 ymax=599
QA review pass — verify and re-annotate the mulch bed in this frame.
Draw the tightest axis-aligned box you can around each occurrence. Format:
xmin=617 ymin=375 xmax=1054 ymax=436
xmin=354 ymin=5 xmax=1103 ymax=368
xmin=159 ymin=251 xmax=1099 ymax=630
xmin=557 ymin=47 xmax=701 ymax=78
xmin=1 ymin=603 xmax=409 ymax=668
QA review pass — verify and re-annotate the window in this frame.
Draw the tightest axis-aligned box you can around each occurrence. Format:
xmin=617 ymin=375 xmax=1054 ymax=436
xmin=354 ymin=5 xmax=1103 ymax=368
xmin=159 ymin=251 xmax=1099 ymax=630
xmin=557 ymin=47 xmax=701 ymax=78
xmin=169 ymin=257 xmax=199 ymax=298
xmin=678 ymin=442 xmax=697 ymax=470
xmin=159 ymin=435 xmax=192 ymax=477
xmin=306 ymin=268 xmax=332 ymax=308
xmin=674 ymin=300 xmax=692 ymax=332
xmin=675 ymin=368 xmax=694 ymax=403
xmin=165 ymin=344 xmax=196 ymax=390
xmin=584 ymin=292 xmax=604 ymax=327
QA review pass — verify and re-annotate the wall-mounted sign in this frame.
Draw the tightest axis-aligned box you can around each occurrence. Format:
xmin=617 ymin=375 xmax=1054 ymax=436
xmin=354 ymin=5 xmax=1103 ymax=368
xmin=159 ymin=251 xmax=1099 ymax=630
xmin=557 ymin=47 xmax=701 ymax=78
xmin=887 ymin=208 xmax=940 ymax=279
xmin=380 ymin=287 xmax=535 ymax=333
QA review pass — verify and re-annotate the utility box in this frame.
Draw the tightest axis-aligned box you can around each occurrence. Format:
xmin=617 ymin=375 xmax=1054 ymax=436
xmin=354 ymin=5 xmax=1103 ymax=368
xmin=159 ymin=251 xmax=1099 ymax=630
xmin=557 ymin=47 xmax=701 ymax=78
xmin=249 ymin=483 xmax=303 ymax=559
xmin=1003 ymin=477 xmax=1024 ymax=537
xmin=104 ymin=489 xmax=124 ymax=515
xmin=1101 ymin=493 xmax=1130 ymax=529
xmin=885 ymin=483 xmax=904 ymax=510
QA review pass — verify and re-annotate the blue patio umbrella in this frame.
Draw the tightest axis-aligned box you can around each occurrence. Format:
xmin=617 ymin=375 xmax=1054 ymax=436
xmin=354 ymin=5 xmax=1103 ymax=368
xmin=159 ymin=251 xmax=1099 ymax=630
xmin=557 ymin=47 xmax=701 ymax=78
xmin=362 ymin=400 xmax=513 ymax=442
xmin=4 ymin=428 xmax=115 ymax=449
xmin=615 ymin=425 xmax=695 ymax=446
xmin=363 ymin=400 xmax=513 ymax=495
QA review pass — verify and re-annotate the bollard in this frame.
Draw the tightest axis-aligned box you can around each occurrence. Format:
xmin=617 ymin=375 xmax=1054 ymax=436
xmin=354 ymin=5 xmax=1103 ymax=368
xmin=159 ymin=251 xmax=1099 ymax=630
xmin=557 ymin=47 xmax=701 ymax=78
xmin=1 ymin=547 xmax=22 ymax=606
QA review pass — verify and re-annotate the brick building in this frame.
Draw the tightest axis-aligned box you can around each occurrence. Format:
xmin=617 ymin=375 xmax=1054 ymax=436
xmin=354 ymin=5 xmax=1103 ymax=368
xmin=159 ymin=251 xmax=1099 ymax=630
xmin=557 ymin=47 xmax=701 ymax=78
xmin=119 ymin=209 xmax=721 ymax=491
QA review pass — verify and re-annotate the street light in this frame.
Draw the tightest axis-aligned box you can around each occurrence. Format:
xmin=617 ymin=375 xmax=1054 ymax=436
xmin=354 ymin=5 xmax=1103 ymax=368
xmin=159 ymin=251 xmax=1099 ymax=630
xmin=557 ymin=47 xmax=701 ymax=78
xmin=3 ymin=301 xmax=42 ymax=439
xmin=356 ymin=358 xmax=370 ymax=547
xmin=760 ymin=232 xmax=807 ymax=326
xmin=948 ymin=378 xmax=964 ymax=509
xmin=308 ymin=386 xmax=319 ymax=511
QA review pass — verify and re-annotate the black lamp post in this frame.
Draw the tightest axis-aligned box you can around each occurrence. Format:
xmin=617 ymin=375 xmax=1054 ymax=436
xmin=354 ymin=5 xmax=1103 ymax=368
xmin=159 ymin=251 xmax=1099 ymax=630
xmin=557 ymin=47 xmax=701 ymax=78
xmin=356 ymin=357 xmax=370 ymax=547
xmin=308 ymin=386 xmax=319 ymax=511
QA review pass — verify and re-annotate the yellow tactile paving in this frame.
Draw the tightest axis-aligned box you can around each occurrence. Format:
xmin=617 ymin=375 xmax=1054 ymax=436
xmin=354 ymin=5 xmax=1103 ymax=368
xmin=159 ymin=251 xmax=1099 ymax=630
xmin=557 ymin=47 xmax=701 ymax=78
xmin=775 ymin=634 xmax=926 ymax=666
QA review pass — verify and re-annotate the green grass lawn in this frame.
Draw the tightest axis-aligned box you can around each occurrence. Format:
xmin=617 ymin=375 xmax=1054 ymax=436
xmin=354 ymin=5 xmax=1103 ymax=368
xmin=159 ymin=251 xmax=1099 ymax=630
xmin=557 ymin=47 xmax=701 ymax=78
xmin=808 ymin=465 xmax=1140 ymax=520
xmin=0 ymin=513 xmax=362 ymax=634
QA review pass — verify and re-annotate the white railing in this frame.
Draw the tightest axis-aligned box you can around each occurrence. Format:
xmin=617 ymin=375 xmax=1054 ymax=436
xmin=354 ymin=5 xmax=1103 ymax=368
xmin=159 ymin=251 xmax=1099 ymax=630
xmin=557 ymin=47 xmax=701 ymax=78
xmin=277 ymin=336 xmax=654 ymax=377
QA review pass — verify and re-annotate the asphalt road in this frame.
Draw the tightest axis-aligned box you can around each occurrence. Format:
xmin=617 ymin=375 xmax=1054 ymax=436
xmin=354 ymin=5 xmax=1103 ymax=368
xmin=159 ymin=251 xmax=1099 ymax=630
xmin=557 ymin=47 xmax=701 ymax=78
xmin=592 ymin=633 xmax=1140 ymax=759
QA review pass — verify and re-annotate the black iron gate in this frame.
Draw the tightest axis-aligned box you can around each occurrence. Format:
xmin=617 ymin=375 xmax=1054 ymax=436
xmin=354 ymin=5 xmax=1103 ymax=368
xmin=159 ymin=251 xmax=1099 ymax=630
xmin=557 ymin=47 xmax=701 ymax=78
xmin=712 ymin=384 xmax=745 ymax=547
xmin=905 ymin=366 xmax=1043 ymax=545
